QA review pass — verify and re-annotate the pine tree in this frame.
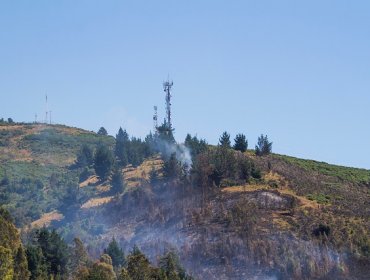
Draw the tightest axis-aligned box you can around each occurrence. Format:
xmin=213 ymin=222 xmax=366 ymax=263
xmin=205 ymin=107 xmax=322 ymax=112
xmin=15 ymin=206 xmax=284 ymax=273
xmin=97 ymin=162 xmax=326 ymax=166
xmin=159 ymin=251 xmax=181 ymax=280
xmin=233 ymin=133 xmax=248 ymax=152
xmin=111 ymin=167 xmax=125 ymax=194
xmin=13 ymin=245 xmax=30 ymax=280
xmin=255 ymin=134 xmax=272 ymax=156
xmin=25 ymin=245 xmax=48 ymax=280
xmin=35 ymin=228 xmax=69 ymax=278
xmin=163 ymin=153 xmax=181 ymax=180
xmin=115 ymin=127 xmax=129 ymax=167
xmin=219 ymin=131 xmax=231 ymax=148
xmin=184 ymin=134 xmax=208 ymax=158
xmin=149 ymin=166 xmax=159 ymax=185
xmin=76 ymin=145 xmax=94 ymax=168
xmin=104 ymin=238 xmax=125 ymax=268
xmin=70 ymin=238 xmax=90 ymax=276
xmin=94 ymin=144 xmax=114 ymax=180
xmin=97 ymin=127 xmax=108 ymax=135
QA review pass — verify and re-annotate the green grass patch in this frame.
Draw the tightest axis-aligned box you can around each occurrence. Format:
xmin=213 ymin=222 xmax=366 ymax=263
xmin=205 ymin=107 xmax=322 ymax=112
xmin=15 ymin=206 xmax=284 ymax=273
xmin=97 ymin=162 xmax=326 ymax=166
xmin=275 ymin=154 xmax=370 ymax=185
xmin=307 ymin=193 xmax=331 ymax=204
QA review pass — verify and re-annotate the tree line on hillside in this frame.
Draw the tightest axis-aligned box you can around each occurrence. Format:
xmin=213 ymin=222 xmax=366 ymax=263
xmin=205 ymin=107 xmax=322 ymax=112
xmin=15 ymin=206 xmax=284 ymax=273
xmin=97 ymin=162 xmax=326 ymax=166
xmin=75 ymin=125 xmax=273 ymax=192
xmin=0 ymin=207 xmax=193 ymax=280
xmin=0 ymin=117 xmax=15 ymax=124
xmin=150 ymin=131 xmax=272 ymax=190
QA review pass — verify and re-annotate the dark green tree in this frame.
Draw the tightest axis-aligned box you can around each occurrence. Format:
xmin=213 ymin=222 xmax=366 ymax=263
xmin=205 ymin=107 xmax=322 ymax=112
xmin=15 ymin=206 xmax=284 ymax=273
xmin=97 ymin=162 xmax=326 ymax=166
xmin=255 ymin=134 xmax=272 ymax=156
xmin=184 ymin=134 xmax=208 ymax=158
xmin=162 ymin=153 xmax=181 ymax=180
xmin=233 ymin=133 xmax=248 ymax=152
xmin=219 ymin=131 xmax=231 ymax=148
xmin=115 ymin=128 xmax=129 ymax=167
xmin=97 ymin=127 xmax=108 ymax=136
xmin=149 ymin=166 xmax=159 ymax=185
xmin=157 ymin=120 xmax=175 ymax=144
xmin=13 ymin=245 xmax=30 ymax=280
xmin=35 ymin=228 xmax=69 ymax=278
xmin=111 ymin=167 xmax=125 ymax=194
xmin=127 ymin=137 xmax=147 ymax=167
xmin=104 ymin=238 xmax=125 ymax=268
xmin=76 ymin=145 xmax=94 ymax=168
xmin=26 ymin=245 xmax=47 ymax=280
xmin=159 ymin=251 xmax=192 ymax=280
xmin=94 ymin=144 xmax=114 ymax=180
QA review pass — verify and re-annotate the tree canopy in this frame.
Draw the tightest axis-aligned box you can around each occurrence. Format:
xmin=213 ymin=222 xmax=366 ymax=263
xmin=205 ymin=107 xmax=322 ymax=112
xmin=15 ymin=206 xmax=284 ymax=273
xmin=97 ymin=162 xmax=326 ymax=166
xmin=94 ymin=144 xmax=114 ymax=180
xmin=233 ymin=133 xmax=248 ymax=153
xmin=219 ymin=131 xmax=231 ymax=148
xmin=255 ymin=134 xmax=272 ymax=156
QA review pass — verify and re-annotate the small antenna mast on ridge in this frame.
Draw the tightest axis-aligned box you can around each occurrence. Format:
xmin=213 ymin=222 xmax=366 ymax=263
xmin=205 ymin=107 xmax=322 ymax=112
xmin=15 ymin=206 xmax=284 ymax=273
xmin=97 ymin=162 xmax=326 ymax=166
xmin=45 ymin=94 xmax=48 ymax=124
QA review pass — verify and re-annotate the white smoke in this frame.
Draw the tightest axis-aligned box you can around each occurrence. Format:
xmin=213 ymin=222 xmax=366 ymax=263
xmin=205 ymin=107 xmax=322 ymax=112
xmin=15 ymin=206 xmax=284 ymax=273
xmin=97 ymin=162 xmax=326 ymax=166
xmin=155 ymin=138 xmax=193 ymax=168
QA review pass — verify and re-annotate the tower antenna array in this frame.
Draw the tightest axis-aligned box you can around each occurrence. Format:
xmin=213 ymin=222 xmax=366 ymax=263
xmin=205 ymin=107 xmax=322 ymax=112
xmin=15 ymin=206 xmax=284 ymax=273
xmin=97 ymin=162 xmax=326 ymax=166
xmin=153 ymin=106 xmax=158 ymax=132
xmin=163 ymin=78 xmax=173 ymax=129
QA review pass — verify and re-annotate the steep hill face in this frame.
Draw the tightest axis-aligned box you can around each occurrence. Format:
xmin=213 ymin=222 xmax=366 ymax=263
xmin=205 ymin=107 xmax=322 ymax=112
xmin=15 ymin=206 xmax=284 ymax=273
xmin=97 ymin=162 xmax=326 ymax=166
xmin=0 ymin=123 xmax=369 ymax=279
xmin=0 ymin=123 xmax=114 ymax=227
xmin=100 ymin=157 xmax=369 ymax=279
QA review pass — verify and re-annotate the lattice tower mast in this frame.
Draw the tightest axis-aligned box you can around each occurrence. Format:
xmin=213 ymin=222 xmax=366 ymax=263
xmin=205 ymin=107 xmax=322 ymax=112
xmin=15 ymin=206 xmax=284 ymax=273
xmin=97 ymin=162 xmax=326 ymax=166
xmin=163 ymin=79 xmax=173 ymax=129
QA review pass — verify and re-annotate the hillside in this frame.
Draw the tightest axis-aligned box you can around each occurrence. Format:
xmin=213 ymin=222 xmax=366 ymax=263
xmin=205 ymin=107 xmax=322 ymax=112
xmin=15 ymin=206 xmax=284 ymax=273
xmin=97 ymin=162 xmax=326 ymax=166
xmin=0 ymin=123 xmax=369 ymax=279
xmin=0 ymin=123 xmax=115 ymax=227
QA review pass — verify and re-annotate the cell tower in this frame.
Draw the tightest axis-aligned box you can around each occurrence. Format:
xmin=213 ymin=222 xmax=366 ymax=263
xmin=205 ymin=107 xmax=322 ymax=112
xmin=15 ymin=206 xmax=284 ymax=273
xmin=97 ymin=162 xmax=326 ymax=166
xmin=163 ymin=78 xmax=173 ymax=129
xmin=153 ymin=106 xmax=158 ymax=131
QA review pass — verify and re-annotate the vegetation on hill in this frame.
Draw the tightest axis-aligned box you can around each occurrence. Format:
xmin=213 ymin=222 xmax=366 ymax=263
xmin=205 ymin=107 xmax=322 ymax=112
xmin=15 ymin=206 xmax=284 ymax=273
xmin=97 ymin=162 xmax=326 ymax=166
xmin=0 ymin=123 xmax=369 ymax=279
xmin=0 ymin=208 xmax=29 ymax=280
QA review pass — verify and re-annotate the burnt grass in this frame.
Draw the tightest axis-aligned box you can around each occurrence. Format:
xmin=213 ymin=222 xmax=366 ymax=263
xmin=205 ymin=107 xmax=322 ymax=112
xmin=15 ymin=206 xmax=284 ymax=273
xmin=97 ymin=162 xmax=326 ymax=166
xmin=92 ymin=153 xmax=369 ymax=280
xmin=2 ymin=124 xmax=369 ymax=279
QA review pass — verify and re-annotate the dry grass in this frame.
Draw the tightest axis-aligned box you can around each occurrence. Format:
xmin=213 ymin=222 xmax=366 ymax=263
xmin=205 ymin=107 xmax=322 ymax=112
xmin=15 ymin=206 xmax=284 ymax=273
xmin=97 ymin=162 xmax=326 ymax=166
xmin=222 ymin=184 xmax=270 ymax=193
xmin=264 ymin=171 xmax=283 ymax=182
xmin=31 ymin=210 xmax=64 ymax=228
xmin=79 ymin=175 xmax=99 ymax=188
xmin=271 ymin=212 xmax=293 ymax=230
xmin=81 ymin=196 xmax=114 ymax=209
xmin=123 ymin=156 xmax=163 ymax=188
xmin=96 ymin=185 xmax=111 ymax=193
xmin=222 ymin=183 xmax=319 ymax=210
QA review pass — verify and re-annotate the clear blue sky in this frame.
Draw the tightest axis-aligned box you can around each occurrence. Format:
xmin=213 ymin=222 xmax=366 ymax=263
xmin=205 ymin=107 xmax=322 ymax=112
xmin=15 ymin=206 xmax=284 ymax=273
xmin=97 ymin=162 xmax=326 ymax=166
xmin=1 ymin=1 xmax=369 ymax=169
